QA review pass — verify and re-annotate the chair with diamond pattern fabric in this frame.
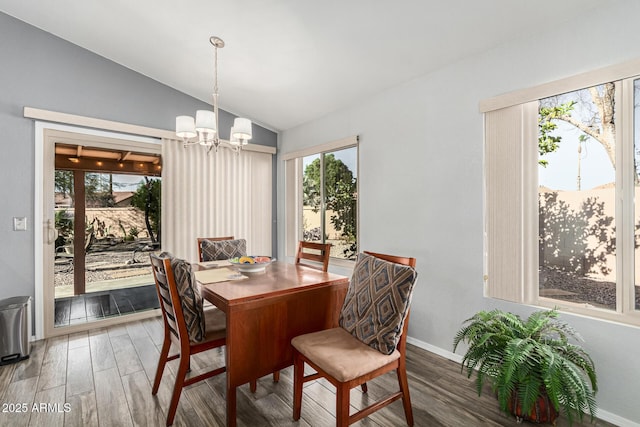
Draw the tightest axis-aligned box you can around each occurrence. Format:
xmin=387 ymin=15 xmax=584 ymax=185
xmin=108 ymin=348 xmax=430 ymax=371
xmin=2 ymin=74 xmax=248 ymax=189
xmin=197 ymin=236 xmax=245 ymax=262
xmin=291 ymin=251 xmax=418 ymax=426
xmin=150 ymin=253 xmax=227 ymax=426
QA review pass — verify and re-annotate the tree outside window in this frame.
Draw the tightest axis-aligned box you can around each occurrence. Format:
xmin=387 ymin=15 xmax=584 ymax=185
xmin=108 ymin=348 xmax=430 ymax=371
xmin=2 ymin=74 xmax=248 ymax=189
xmin=302 ymin=147 xmax=357 ymax=260
xmin=538 ymin=84 xmax=620 ymax=310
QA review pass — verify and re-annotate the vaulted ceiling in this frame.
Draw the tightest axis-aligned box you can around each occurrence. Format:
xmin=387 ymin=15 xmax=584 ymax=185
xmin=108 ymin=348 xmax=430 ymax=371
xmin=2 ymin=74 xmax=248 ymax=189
xmin=0 ymin=0 xmax=610 ymax=131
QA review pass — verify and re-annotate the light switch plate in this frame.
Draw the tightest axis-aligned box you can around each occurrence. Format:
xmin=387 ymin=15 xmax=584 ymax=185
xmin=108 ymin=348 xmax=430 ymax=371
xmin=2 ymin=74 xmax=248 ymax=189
xmin=13 ymin=217 xmax=27 ymax=231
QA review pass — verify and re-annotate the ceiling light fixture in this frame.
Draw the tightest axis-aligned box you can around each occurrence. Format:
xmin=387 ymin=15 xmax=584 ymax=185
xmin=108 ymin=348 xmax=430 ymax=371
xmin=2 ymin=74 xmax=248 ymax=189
xmin=176 ymin=36 xmax=252 ymax=152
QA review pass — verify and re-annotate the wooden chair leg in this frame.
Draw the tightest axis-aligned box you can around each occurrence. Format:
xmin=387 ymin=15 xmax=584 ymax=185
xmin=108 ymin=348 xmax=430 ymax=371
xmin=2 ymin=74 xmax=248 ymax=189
xmin=397 ymin=366 xmax=414 ymax=426
xmin=293 ymin=353 xmax=304 ymax=421
xmin=273 ymin=370 xmax=280 ymax=382
xmin=152 ymin=338 xmax=171 ymax=395
xmin=360 ymin=382 xmax=368 ymax=393
xmin=336 ymin=383 xmax=351 ymax=427
xmin=167 ymin=354 xmax=190 ymax=426
xmin=250 ymin=379 xmax=257 ymax=393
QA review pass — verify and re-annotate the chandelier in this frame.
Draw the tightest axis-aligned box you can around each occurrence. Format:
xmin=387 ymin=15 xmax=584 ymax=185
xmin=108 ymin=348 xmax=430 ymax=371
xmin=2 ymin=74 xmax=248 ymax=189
xmin=175 ymin=36 xmax=252 ymax=152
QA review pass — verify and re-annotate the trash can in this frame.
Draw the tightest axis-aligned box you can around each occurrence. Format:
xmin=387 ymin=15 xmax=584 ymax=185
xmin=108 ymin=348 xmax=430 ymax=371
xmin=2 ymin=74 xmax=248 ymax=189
xmin=0 ymin=296 xmax=31 ymax=365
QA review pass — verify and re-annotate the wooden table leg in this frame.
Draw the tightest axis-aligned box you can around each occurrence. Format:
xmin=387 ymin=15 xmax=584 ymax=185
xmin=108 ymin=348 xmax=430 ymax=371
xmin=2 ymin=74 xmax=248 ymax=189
xmin=225 ymin=310 xmax=237 ymax=427
xmin=226 ymin=382 xmax=237 ymax=427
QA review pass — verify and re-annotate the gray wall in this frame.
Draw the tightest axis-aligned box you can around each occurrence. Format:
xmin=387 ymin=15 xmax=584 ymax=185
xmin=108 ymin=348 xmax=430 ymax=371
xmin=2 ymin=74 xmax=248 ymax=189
xmin=0 ymin=12 xmax=277 ymax=306
xmin=278 ymin=1 xmax=640 ymax=424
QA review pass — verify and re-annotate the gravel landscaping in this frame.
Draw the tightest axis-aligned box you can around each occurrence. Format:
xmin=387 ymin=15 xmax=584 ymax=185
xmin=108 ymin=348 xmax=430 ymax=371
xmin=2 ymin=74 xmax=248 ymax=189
xmin=54 ymin=240 xmax=159 ymax=288
xmin=540 ymin=266 xmax=640 ymax=310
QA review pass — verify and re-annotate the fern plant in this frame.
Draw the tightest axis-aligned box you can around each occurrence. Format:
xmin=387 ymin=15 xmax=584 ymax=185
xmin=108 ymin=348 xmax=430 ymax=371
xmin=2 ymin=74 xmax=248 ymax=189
xmin=453 ymin=309 xmax=597 ymax=424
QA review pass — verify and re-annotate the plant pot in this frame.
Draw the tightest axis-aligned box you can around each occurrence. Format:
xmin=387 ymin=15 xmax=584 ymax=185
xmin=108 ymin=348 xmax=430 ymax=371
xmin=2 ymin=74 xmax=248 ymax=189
xmin=507 ymin=389 xmax=559 ymax=424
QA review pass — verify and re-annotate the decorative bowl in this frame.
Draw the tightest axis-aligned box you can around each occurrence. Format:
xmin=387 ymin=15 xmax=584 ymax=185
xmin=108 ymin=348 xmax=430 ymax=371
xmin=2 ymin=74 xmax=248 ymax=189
xmin=228 ymin=256 xmax=274 ymax=273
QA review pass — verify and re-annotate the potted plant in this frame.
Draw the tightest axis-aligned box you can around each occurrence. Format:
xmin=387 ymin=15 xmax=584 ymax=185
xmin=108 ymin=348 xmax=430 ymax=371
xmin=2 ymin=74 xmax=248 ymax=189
xmin=453 ymin=309 xmax=597 ymax=424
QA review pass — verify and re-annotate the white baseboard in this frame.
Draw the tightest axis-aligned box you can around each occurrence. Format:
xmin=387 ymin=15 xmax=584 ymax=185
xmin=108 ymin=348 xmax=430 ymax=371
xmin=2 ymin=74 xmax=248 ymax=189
xmin=406 ymin=335 xmax=463 ymax=364
xmin=406 ymin=336 xmax=639 ymax=427
xmin=595 ymin=409 xmax=640 ymax=427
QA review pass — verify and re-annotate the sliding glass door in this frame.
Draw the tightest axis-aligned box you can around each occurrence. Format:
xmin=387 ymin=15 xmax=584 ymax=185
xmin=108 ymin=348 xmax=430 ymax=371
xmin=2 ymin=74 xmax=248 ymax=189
xmin=41 ymin=127 xmax=163 ymax=337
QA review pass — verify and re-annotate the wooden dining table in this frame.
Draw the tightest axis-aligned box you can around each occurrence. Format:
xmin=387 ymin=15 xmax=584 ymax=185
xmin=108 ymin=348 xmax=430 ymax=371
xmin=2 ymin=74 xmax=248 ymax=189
xmin=197 ymin=261 xmax=349 ymax=427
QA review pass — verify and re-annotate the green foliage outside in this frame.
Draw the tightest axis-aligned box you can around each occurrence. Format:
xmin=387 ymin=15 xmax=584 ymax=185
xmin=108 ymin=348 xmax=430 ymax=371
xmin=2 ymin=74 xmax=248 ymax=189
xmin=303 ymin=154 xmax=357 ymax=259
xmin=54 ymin=170 xmax=115 ymax=206
xmin=131 ymin=178 xmax=161 ymax=244
xmin=54 ymin=209 xmax=73 ymax=250
xmin=54 ymin=170 xmax=73 ymax=199
xmin=538 ymin=101 xmax=576 ymax=166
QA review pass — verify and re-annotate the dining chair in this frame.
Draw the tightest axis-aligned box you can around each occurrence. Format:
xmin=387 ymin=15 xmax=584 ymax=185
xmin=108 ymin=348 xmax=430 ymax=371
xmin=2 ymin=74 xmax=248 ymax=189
xmin=149 ymin=253 xmax=227 ymax=426
xmin=295 ymin=240 xmax=332 ymax=271
xmin=291 ymin=251 xmax=418 ymax=426
xmin=196 ymin=236 xmax=238 ymax=262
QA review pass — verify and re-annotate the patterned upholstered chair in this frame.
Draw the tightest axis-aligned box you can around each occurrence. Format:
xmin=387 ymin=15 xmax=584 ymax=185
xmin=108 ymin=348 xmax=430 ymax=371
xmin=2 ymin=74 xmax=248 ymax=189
xmin=295 ymin=240 xmax=332 ymax=271
xmin=291 ymin=251 xmax=418 ymax=427
xmin=197 ymin=236 xmax=246 ymax=262
xmin=149 ymin=253 xmax=226 ymax=426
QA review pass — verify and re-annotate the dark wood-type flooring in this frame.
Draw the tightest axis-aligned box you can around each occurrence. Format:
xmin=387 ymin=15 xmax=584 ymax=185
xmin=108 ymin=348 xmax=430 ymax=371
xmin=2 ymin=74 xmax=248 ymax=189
xmin=0 ymin=316 xmax=617 ymax=426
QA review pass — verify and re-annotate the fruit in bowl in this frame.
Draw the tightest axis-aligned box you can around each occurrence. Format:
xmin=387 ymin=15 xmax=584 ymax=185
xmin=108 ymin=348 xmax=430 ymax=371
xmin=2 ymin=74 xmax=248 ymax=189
xmin=230 ymin=256 xmax=272 ymax=265
xmin=229 ymin=256 xmax=273 ymax=273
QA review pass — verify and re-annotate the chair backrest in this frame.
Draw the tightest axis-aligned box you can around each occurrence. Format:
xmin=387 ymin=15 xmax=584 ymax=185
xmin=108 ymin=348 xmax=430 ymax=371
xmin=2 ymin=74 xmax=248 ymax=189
xmin=150 ymin=254 xmax=184 ymax=347
xmin=364 ymin=252 xmax=417 ymax=354
xmin=363 ymin=250 xmax=417 ymax=268
xmin=341 ymin=251 xmax=417 ymax=355
xmin=197 ymin=236 xmax=234 ymax=262
xmin=150 ymin=253 xmax=205 ymax=347
xmin=295 ymin=241 xmax=332 ymax=272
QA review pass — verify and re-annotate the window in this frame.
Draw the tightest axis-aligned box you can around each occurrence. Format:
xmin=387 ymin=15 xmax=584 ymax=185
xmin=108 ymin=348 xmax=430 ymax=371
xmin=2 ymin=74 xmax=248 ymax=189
xmin=538 ymin=84 xmax=617 ymax=310
xmin=634 ymin=79 xmax=640 ymax=311
xmin=302 ymin=147 xmax=358 ymax=260
xmin=483 ymin=61 xmax=640 ymax=326
xmin=284 ymin=137 xmax=359 ymax=263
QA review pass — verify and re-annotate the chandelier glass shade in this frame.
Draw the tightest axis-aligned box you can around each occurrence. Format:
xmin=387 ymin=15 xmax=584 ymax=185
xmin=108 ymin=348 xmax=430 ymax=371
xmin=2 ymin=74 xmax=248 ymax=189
xmin=176 ymin=36 xmax=252 ymax=152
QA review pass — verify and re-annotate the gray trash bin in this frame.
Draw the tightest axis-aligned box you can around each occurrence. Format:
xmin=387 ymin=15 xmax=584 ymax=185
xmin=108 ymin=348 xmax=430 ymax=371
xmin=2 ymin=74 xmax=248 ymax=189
xmin=0 ymin=296 xmax=31 ymax=365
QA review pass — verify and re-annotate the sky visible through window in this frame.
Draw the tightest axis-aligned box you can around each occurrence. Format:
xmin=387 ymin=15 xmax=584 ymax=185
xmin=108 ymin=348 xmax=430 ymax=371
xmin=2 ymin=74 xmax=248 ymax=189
xmin=302 ymin=147 xmax=357 ymax=176
xmin=104 ymin=174 xmax=149 ymax=191
xmin=538 ymin=87 xmax=615 ymax=192
xmin=538 ymin=120 xmax=614 ymax=191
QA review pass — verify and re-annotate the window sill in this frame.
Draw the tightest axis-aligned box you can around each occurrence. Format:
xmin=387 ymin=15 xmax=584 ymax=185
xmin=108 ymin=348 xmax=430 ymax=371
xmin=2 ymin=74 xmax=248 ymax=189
xmin=328 ymin=257 xmax=356 ymax=276
xmin=537 ymin=297 xmax=640 ymax=329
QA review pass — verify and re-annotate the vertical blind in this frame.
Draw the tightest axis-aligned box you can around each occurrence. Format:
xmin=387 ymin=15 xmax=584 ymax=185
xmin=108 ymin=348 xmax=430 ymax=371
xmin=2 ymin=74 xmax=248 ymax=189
xmin=484 ymin=102 xmax=538 ymax=303
xmin=162 ymin=139 xmax=273 ymax=262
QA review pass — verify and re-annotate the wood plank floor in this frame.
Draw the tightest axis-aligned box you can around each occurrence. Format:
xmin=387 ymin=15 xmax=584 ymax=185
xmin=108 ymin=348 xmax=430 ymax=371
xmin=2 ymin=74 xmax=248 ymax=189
xmin=0 ymin=316 xmax=617 ymax=427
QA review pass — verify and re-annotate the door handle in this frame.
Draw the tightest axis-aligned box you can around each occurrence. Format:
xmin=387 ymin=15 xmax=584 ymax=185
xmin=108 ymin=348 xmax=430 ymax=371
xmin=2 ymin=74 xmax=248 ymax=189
xmin=46 ymin=219 xmax=59 ymax=244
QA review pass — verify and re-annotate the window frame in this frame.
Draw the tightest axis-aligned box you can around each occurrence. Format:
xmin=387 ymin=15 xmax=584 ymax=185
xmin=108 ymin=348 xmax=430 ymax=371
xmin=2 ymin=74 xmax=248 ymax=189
xmin=283 ymin=136 xmax=359 ymax=269
xmin=482 ymin=59 xmax=640 ymax=327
